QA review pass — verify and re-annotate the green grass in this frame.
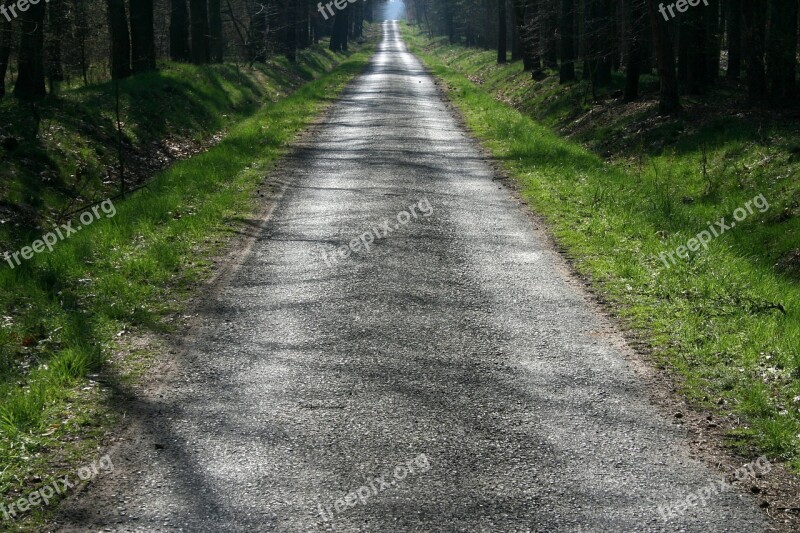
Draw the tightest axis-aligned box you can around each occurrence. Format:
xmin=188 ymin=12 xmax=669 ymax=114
xmin=0 ymin=38 xmax=374 ymax=526
xmin=404 ymin=24 xmax=800 ymax=471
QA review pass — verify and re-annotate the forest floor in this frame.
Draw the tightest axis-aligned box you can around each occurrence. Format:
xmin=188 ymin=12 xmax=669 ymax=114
xmin=403 ymin=20 xmax=800 ymax=525
xmin=0 ymin=33 xmax=376 ymax=529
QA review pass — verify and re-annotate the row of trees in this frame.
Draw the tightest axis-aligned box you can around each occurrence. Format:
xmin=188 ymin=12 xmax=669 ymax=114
xmin=0 ymin=0 xmax=375 ymax=101
xmin=408 ymin=0 xmax=800 ymax=113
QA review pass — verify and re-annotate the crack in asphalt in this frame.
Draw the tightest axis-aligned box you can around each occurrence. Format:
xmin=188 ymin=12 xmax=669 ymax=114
xmin=54 ymin=21 xmax=768 ymax=533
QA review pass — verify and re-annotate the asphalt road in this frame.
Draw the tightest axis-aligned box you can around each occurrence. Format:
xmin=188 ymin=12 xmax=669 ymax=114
xmin=55 ymin=21 xmax=768 ymax=533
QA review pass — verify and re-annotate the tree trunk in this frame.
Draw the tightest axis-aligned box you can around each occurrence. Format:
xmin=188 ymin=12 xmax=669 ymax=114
xmin=248 ymin=1 xmax=267 ymax=62
xmin=349 ymin=0 xmax=364 ymax=39
xmin=299 ymin=0 xmax=310 ymax=48
xmin=312 ymin=11 xmax=322 ymax=45
xmin=366 ymin=0 xmax=374 ymax=23
xmin=46 ymin=0 xmax=65 ymax=95
xmin=285 ymin=0 xmax=297 ymax=61
xmin=766 ymin=0 xmax=798 ymax=101
xmin=190 ymin=0 xmax=210 ymax=64
xmin=647 ymin=0 xmax=681 ymax=114
xmin=484 ymin=0 xmax=495 ymax=50
xmin=511 ymin=0 xmax=521 ymax=61
xmin=15 ymin=0 xmax=47 ymax=100
xmin=107 ymin=0 xmax=132 ymax=80
xmin=586 ymin=0 xmax=612 ymax=88
xmin=705 ymin=0 xmax=720 ymax=83
xmin=266 ymin=0 xmax=282 ymax=54
xmin=726 ymin=0 xmax=742 ymax=78
xmin=684 ymin=1 xmax=708 ymax=93
xmin=559 ymin=0 xmax=576 ymax=82
xmin=131 ymin=0 xmax=157 ymax=73
xmin=70 ymin=0 xmax=90 ymax=85
xmin=170 ymin=0 xmax=192 ymax=61
xmin=513 ymin=0 xmax=533 ymax=69
xmin=330 ymin=6 xmax=349 ymax=51
xmin=498 ymin=0 xmax=508 ymax=63
xmin=624 ymin=0 xmax=646 ymax=101
xmin=543 ymin=0 xmax=558 ymax=68
xmin=445 ymin=2 xmax=456 ymax=43
xmin=742 ymin=0 xmax=768 ymax=101
xmin=209 ymin=0 xmax=224 ymax=62
xmin=0 ymin=17 xmax=11 ymax=98
xmin=523 ymin=0 xmax=541 ymax=72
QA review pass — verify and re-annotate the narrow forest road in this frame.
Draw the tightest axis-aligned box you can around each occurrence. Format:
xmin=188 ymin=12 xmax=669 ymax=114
xmin=56 ymin=21 xmax=768 ymax=532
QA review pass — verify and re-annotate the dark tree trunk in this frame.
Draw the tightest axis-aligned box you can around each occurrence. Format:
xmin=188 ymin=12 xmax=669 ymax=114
xmin=170 ymin=0 xmax=192 ymax=61
xmin=523 ymin=0 xmax=541 ymax=73
xmin=444 ymin=2 xmax=456 ymax=43
xmin=511 ymin=0 xmax=521 ymax=61
xmin=0 ymin=17 xmax=11 ymax=98
xmin=705 ymin=0 xmax=720 ymax=83
xmin=647 ymin=0 xmax=681 ymax=114
xmin=248 ymin=1 xmax=267 ymax=62
xmin=586 ymin=0 xmax=613 ymax=88
xmin=285 ymin=0 xmax=297 ymax=61
xmin=366 ymin=0 xmax=374 ymax=23
xmin=684 ymin=1 xmax=708 ymax=93
xmin=350 ymin=0 xmax=364 ymax=39
xmin=330 ymin=7 xmax=349 ymax=52
xmin=107 ymin=0 xmax=132 ymax=80
xmin=498 ymin=0 xmax=508 ymax=63
xmin=742 ymin=0 xmax=768 ymax=101
xmin=766 ymin=0 xmax=798 ymax=101
xmin=312 ymin=12 xmax=322 ymax=45
xmin=209 ymin=0 xmax=224 ymax=62
xmin=15 ymin=0 xmax=46 ymax=100
xmin=484 ymin=0 xmax=495 ymax=50
xmin=559 ymin=0 xmax=576 ymax=82
xmin=46 ymin=0 xmax=65 ymax=95
xmin=624 ymin=0 xmax=646 ymax=101
xmin=726 ymin=0 xmax=742 ymax=78
xmin=266 ymin=0 xmax=282 ymax=54
xmin=543 ymin=0 xmax=558 ymax=68
xmin=299 ymin=0 xmax=310 ymax=48
xmin=513 ymin=0 xmax=534 ymax=69
xmin=71 ymin=0 xmax=91 ymax=85
xmin=190 ymin=0 xmax=211 ymax=64
xmin=131 ymin=0 xmax=157 ymax=73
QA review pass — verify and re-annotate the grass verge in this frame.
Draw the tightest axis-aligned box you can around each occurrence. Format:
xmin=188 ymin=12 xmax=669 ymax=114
xmin=403 ymin=24 xmax=800 ymax=472
xmin=0 ymin=40 xmax=374 ymax=527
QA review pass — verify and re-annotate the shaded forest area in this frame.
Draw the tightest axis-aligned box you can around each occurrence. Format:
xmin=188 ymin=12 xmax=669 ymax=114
xmin=1 ymin=0 xmax=375 ymax=99
xmin=406 ymin=0 xmax=800 ymax=114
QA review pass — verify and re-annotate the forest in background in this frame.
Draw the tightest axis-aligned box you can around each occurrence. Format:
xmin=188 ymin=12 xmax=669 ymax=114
xmin=406 ymin=0 xmax=799 ymax=114
xmin=0 ymin=0 xmax=376 ymax=99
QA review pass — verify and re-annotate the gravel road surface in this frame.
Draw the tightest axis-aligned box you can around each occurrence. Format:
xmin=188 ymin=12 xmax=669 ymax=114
xmin=54 ymin=21 xmax=768 ymax=533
